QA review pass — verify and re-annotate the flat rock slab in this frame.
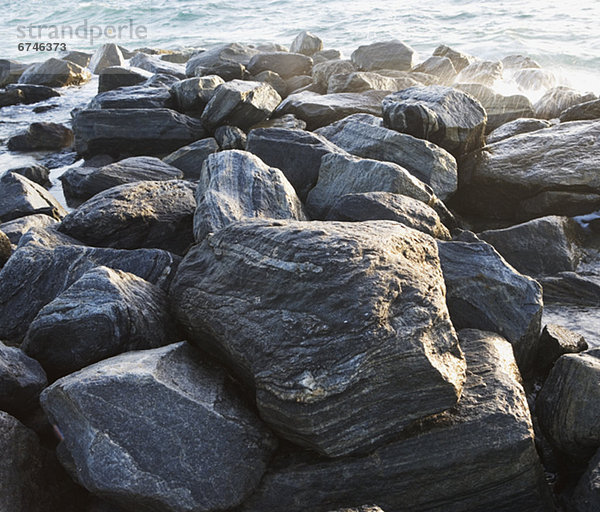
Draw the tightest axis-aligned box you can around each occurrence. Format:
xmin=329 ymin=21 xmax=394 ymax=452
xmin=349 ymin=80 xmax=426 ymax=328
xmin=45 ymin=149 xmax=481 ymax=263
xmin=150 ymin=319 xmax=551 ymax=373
xmin=486 ymin=118 xmax=552 ymax=145
xmin=170 ymin=219 xmax=466 ymax=457
xmin=130 ymin=52 xmax=187 ymax=78
xmin=88 ymin=43 xmax=124 ymax=74
xmin=98 ymin=66 xmax=152 ymax=93
xmin=88 ymin=85 xmax=174 ymax=109
xmin=350 ymin=40 xmax=415 ymax=71
xmin=238 ymin=329 xmax=550 ymax=512
xmin=41 ymin=342 xmax=277 ymax=512
xmin=560 ymin=98 xmax=600 ymax=122
xmin=162 ymin=138 xmax=219 ymax=180
xmin=59 ymin=180 xmax=196 ymax=255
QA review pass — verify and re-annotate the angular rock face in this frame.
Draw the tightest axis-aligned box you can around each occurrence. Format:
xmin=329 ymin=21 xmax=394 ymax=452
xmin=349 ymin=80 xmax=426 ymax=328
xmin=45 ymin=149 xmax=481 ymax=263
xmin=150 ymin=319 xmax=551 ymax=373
xmin=325 ymin=192 xmax=450 ymax=240
xmin=312 ymin=59 xmax=355 ymax=89
xmin=0 ymin=59 xmax=29 ymax=87
xmin=7 ymin=122 xmax=73 ymax=151
xmin=456 ymin=120 xmax=600 ymax=220
xmin=87 ymin=85 xmax=174 ymax=110
xmin=536 ymin=324 xmax=588 ymax=374
xmin=72 ymin=108 xmax=206 ymax=157
xmin=316 ymin=114 xmax=457 ymax=200
xmin=512 ymin=68 xmax=556 ymax=92
xmin=0 ymin=172 xmax=66 ymax=223
xmin=170 ymin=75 xmax=224 ymax=113
xmin=239 ymin=329 xmax=550 ymax=512
xmin=0 ymin=214 xmax=57 ymax=246
xmin=486 ymin=118 xmax=551 ymax=145
xmin=290 ymin=31 xmax=323 ymax=56
xmin=247 ymin=52 xmax=313 ymax=79
xmin=0 ymin=228 xmax=179 ymax=343
xmin=533 ymin=86 xmax=597 ymax=119
xmin=327 ymin=71 xmax=418 ymax=94
xmin=163 ymin=138 xmax=219 ymax=180
xmin=88 ymin=43 xmax=124 ymax=74
xmin=572 ymin=448 xmax=600 ymax=512
xmin=560 ymin=98 xmax=600 ymax=122
xmin=433 ymin=45 xmax=473 ymax=73
xmin=22 ymin=266 xmax=175 ymax=379
xmin=252 ymin=70 xmax=287 ymax=98
xmin=457 ymin=60 xmax=503 ymax=86
xmin=536 ymin=349 xmax=600 ymax=460
xmin=313 ymin=49 xmax=341 ymax=64
xmin=59 ymin=180 xmax=196 ymax=255
xmin=306 ymin=153 xmax=435 ymax=219
xmin=61 ymin=50 xmax=92 ymax=68
xmin=351 ymin=40 xmax=415 ymax=71
xmin=246 ymin=127 xmax=347 ymax=201
xmin=214 ymin=125 xmax=246 ymax=149
xmin=170 ymin=219 xmax=466 ymax=457
xmin=382 ymin=85 xmax=487 ymax=158
xmin=200 ymin=80 xmax=281 ymax=131
xmin=185 ymin=43 xmax=260 ymax=77
xmin=129 ymin=52 xmax=187 ymax=79
xmin=437 ymin=237 xmax=543 ymax=371
xmin=478 ymin=216 xmax=581 ymax=276
xmin=194 ymin=150 xmax=307 ymax=241
xmin=98 ymin=66 xmax=152 ymax=93
xmin=8 ymin=163 xmax=50 ymax=187
xmin=18 ymin=58 xmax=91 ymax=87
xmin=41 ymin=342 xmax=277 ymax=512
xmin=413 ymin=56 xmax=457 ymax=84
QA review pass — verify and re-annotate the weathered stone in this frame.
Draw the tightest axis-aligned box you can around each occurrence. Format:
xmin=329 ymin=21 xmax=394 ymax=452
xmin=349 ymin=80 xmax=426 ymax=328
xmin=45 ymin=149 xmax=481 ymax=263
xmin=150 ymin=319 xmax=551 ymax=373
xmin=560 ymin=99 xmax=600 ymax=122
xmin=60 ymin=50 xmax=92 ymax=68
xmin=478 ymin=216 xmax=581 ymax=276
xmin=351 ymin=40 xmax=415 ymax=72
xmin=191 ymin=60 xmax=245 ymax=81
xmin=486 ymin=118 xmax=552 ymax=144
xmin=130 ymin=52 xmax=186 ymax=79
xmin=437 ymin=236 xmax=543 ymax=371
xmin=312 ymin=59 xmax=355 ymax=89
xmin=22 ymin=266 xmax=175 ymax=379
xmin=433 ymin=45 xmax=473 ymax=73
xmin=41 ymin=342 xmax=277 ymax=512
xmin=538 ymin=272 xmax=600 ymax=306
xmin=88 ymin=84 xmax=174 ymax=109
xmin=18 ymin=58 xmax=91 ymax=87
xmin=413 ymin=56 xmax=457 ymax=85
xmin=327 ymin=71 xmax=418 ymax=94
xmin=88 ymin=43 xmax=124 ymax=74
xmin=214 ymin=125 xmax=246 ymax=149
xmin=185 ymin=42 xmax=260 ymax=77
xmin=72 ymin=108 xmax=206 ymax=157
xmin=455 ymin=120 xmax=600 ymax=220
xmin=97 ymin=66 xmax=152 ymax=93
xmin=170 ymin=75 xmax=224 ymax=113
xmin=0 ymin=230 xmax=10 ymax=266
xmin=0 ymin=59 xmax=29 ymax=87
xmin=275 ymin=90 xmax=387 ymax=130
xmin=536 ymin=324 xmax=588 ymax=374
xmin=5 ymin=83 xmax=60 ymax=104
xmin=0 ymin=214 xmax=58 ymax=246
xmin=536 ymin=349 xmax=600 ymax=460
xmin=251 ymin=113 xmax=307 ymax=130
xmin=0 ymin=227 xmax=180 ymax=343
xmin=162 ymin=138 xmax=219 ymax=180
xmin=193 ymin=150 xmax=306 ymax=241
xmin=325 ymin=192 xmax=450 ymax=239
xmin=8 ymin=163 xmax=50 ymax=187
xmin=383 ymin=85 xmax=487 ymax=158
xmin=316 ymin=114 xmax=457 ymax=200
xmin=246 ymin=127 xmax=347 ymax=200
xmin=327 ymin=507 xmax=383 ymax=512
xmin=534 ymin=86 xmax=597 ymax=119
xmin=59 ymin=180 xmax=195 ymax=255
xmin=0 ymin=87 xmax=24 ymax=107
xmin=572 ymin=448 xmax=600 ymax=512
xmin=290 ymin=31 xmax=323 ymax=56
xmin=8 ymin=122 xmax=73 ymax=151
xmin=285 ymin=74 xmax=313 ymax=93
xmin=512 ymin=69 xmax=556 ymax=93
xmin=170 ymin=219 xmax=466 ymax=457
xmin=501 ymin=55 xmax=541 ymax=69
xmin=248 ymin=52 xmax=313 ymax=79
xmin=252 ymin=70 xmax=287 ymax=97
xmin=201 ymin=80 xmax=281 ymax=131
xmin=0 ymin=172 xmax=65 ymax=223
xmin=457 ymin=60 xmax=503 ymax=86
xmin=60 ymin=156 xmax=183 ymax=200
xmin=256 ymin=43 xmax=288 ymax=53
xmin=312 ymin=49 xmax=341 ymax=64
xmin=239 ymin=329 xmax=550 ymax=512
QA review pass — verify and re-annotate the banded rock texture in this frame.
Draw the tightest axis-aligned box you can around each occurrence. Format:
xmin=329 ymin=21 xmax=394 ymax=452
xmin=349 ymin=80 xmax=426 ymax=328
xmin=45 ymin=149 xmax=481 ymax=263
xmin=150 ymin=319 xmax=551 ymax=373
xmin=0 ymin=172 xmax=65 ymax=223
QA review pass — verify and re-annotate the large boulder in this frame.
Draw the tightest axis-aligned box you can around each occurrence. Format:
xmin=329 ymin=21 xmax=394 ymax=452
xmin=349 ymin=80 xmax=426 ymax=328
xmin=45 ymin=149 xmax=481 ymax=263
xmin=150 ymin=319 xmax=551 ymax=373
xmin=327 ymin=71 xmax=419 ymax=94
xmin=536 ymin=324 xmax=588 ymax=374
xmin=170 ymin=75 xmax=224 ymax=113
xmin=214 ymin=125 xmax=246 ymax=149
xmin=432 ymin=45 xmax=473 ymax=73
xmin=18 ymin=58 xmax=91 ymax=87
xmin=312 ymin=59 xmax=356 ymax=90
xmin=536 ymin=349 xmax=600 ymax=460
xmin=350 ymin=40 xmax=415 ymax=71
xmin=572 ymin=448 xmax=600 ymax=512
xmin=0 ymin=213 xmax=57 ymax=246
xmin=7 ymin=122 xmax=73 ymax=151
xmin=0 ymin=59 xmax=29 ymax=86
xmin=60 ymin=50 xmax=92 ymax=68
xmin=413 ymin=56 xmax=457 ymax=85
xmin=246 ymin=127 xmax=347 ymax=200
xmin=40 ymin=342 xmax=277 ymax=512
xmin=456 ymin=60 xmax=503 ymax=86
xmin=0 ymin=172 xmax=66 ymax=223
xmin=200 ymin=80 xmax=281 ymax=131
xmin=59 ymin=180 xmax=196 ymax=255
xmin=560 ymin=98 xmax=600 ymax=122
xmin=455 ymin=120 xmax=600 ymax=220
xmin=88 ymin=43 xmax=124 ymax=74
xmin=194 ymin=150 xmax=307 ymax=241
xmin=98 ymin=66 xmax=153 ymax=93
xmin=534 ymin=86 xmax=597 ymax=119
xmin=22 ymin=266 xmax=175 ymax=379
xmin=162 ymin=138 xmax=219 ymax=180
xmin=247 ymin=52 xmax=313 ymax=79
xmin=129 ymin=52 xmax=187 ymax=79
xmin=316 ymin=114 xmax=457 ymax=200
xmin=437 ymin=235 xmax=543 ymax=371
xmin=4 ymin=83 xmax=60 ymax=104
xmin=185 ymin=43 xmax=260 ymax=77
xmin=170 ymin=219 xmax=466 ymax=457
xmin=486 ymin=118 xmax=552 ymax=145
xmin=72 ymin=108 xmax=206 ymax=157
xmin=382 ymin=85 xmax=487 ymax=158
xmin=238 ymin=329 xmax=550 ymax=512
xmin=290 ymin=31 xmax=323 ymax=56
xmin=87 ymin=84 xmax=174 ymax=109
xmin=8 ymin=163 xmax=50 ymax=187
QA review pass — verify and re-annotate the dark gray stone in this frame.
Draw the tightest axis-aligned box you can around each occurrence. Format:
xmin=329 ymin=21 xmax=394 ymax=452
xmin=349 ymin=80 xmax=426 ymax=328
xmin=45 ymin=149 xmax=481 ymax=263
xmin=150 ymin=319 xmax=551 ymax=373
xmin=0 ymin=230 xmax=10 ymax=266
xmin=194 ymin=150 xmax=306 ymax=241
xmin=162 ymin=138 xmax=219 ymax=180
xmin=285 ymin=74 xmax=313 ymax=93
xmin=536 ymin=324 xmax=588 ymax=374
xmin=190 ymin=60 xmax=245 ymax=81
xmin=88 ymin=44 xmax=124 ymax=74
xmin=170 ymin=75 xmax=224 ymax=113
xmin=560 ymin=99 xmax=600 ymax=122
xmin=98 ymin=66 xmax=153 ymax=93
xmin=41 ymin=342 xmax=277 ymax=512
xmin=312 ymin=60 xmax=355 ymax=90
xmin=351 ymin=40 xmax=415 ymax=71
xmin=0 ymin=87 xmax=24 ymax=107
xmin=382 ymin=85 xmax=487 ymax=158
xmin=129 ymin=52 xmax=186 ymax=79
xmin=534 ymin=86 xmax=597 ymax=119
xmin=8 ymin=122 xmax=73 ymax=151
xmin=214 ymin=125 xmax=246 ymax=149
xmin=252 ymin=70 xmax=287 ymax=98
xmin=572 ymin=448 xmax=600 ymax=512
xmin=433 ymin=45 xmax=473 ymax=73
xmin=88 ymin=85 xmax=174 ymax=109
xmin=5 ymin=83 xmax=60 ymax=104
xmin=457 ymin=60 xmax=503 ymax=86
xmin=60 ymin=50 xmax=92 ymax=68
xmin=0 ymin=214 xmax=58 ymax=246
xmin=170 ymin=219 xmax=466 ymax=457
xmin=327 ymin=71 xmax=418 ymax=94
xmin=59 ymin=180 xmax=195 ymax=255
xmin=538 ymin=272 xmax=600 ymax=306
xmin=486 ymin=118 xmax=552 ymax=145
xmin=290 ymin=31 xmax=323 ymax=56
xmin=7 ymin=164 xmax=50 ymax=187
xmin=18 ymin=58 xmax=91 ymax=87
xmin=185 ymin=43 xmax=260 ymax=77
xmin=0 ymin=59 xmax=29 ymax=87
xmin=248 ymin=52 xmax=313 ymax=79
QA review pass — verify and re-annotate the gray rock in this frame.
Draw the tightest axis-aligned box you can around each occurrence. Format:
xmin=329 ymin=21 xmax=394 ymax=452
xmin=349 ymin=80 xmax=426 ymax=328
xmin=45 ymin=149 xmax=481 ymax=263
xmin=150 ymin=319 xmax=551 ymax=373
xmin=0 ymin=87 xmax=24 ymax=107
xmin=170 ymin=219 xmax=466 ymax=457
xmin=457 ymin=60 xmax=503 ymax=86
xmin=0 ymin=227 xmax=179 ymax=343
xmin=572 ymin=448 xmax=600 ymax=512
xmin=0 ymin=341 xmax=47 ymax=415
xmin=0 ymin=214 xmax=58 ymax=246
xmin=5 ymin=83 xmax=60 ymax=104
xmin=437 ymin=237 xmax=543 ymax=371
xmin=256 ymin=43 xmax=289 ymax=53
xmin=214 ymin=125 xmax=247 ymax=149
xmin=275 ymin=90 xmax=387 ymax=130
xmin=88 ymin=44 xmax=124 ymax=74
xmin=0 ymin=59 xmax=29 ymax=87
xmin=290 ymin=31 xmax=323 ymax=56
xmin=170 ymin=75 xmax=224 ymax=113
xmin=351 ymin=40 xmax=415 ymax=72
xmin=383 ymin=85 xmax=487 ymax=158
xmin=252 ymin=70 xmax=287 ymax=97
xmin=250 ymin=113 xmax=307 ymax=130
xmin=8 ymin=163 xmax=50 ymax=187
xmin=413 ymin=56 xmax=457 ymax=85
xmin=59 ymin=180 xmax=195 ymax=255
xmin=239 ymin=329 xmax=550 ymax=512
xmin=190 ymin=60 xmax=245 ymax=81
xmin=327 ymin=507 xmax=384 ymax=512
xmin=433 ymin=45 xmax=473 ymax=73
xmin=97 ymin=66 xmax=153 ymax=93
xmin=478 ymin=216 xmax=581 ymax=276
xmin=560 ymin=99 xmax=600 ymax=122
xmin=60 ymin=50 xmax=92 ymax=68
xmin=536 ymin=349 xmax=600 ymax=459
xmin=312 ymin=59 xmax=355 ymax=90
xmin=312 ymin=49 xmax=341 ymax=64
xmin=193 ymin=150 xmax=306 ymax=241
xmin=88 ymin=84 xmax=174 ymax=109
xmin=306 ymin=153 xmax=435 ymax=219
xmin=245 ymin=127 xmax=347 ymax=201
xmin=60 ymin=156 xmax=183 ymax=201
xmin=162 ymin=138 xmax=219 ymax=180
xmin=502 ymin=55 xmax=541 ymax=69
xmin=456 ymin=120 xmax=600 ymax=220
xmin=536 ymin=324 xmax=588 ymax=374
xmin=325 ymin=192 xmax=450 ymax=239
xmin=512 ymin=68 xmax=557 ymax=92
xmin=534 ymin=86 xmax=597 ymax=119
xmin=327 ymin=71 xmax=418 ymax=94
xmin=0 ymin=172 xmax=66 ymax=223
xmin=285 ymin=74 xmax=313 ymax=93
xmin=185 ymin=43 xmax=260 ymax=77
xmin=22 ymin=266 xmax=175 ymax=379
xmin=248 ymin=52 xmax=313 ymax=79
xmin=41 ymin=342 xmax=277 ymax=512
xmin=129 ymin=52 xmax=186 ymax=79
xmin=316 ymin=114 xmax=457 ymax=200
xmin=200 ymin=80 xmax=281 ymax=131
xmin=486 ymin=118 xmax=552 ymax=144
xmin=18 ymin=58 xmax=91 ymax=87
xmin=8 ymin=121 xmax=73 ymax=151
xmin=72 ymin=108 xmax=206 ymax=157
xmin=538 ymin=272 xmax=600 ymax=306
xmin=0 ymin=230 xmax=10 ymax=266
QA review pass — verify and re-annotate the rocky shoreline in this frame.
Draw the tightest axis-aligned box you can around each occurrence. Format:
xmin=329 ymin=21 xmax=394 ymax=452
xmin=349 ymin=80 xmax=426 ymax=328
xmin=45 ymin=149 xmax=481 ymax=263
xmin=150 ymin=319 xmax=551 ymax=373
xmin=1 ymin=31 xmax=599 ymax=512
